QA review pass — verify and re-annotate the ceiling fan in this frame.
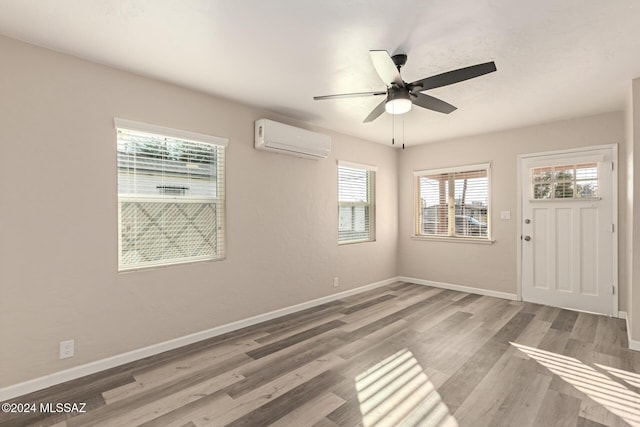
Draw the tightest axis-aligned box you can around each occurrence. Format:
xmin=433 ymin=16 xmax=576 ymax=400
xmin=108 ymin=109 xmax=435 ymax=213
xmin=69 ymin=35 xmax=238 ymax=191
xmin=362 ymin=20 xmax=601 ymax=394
xmin=313 ymin=50 xmax=496 ymax=123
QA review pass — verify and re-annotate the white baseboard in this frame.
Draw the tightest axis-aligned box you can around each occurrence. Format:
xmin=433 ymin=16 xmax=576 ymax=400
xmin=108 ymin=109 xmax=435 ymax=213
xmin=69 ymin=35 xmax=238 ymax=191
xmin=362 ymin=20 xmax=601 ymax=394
xmin=622 ymin=312 xmax=640 ymax=352
xmin=398 ymin=276 xmax=518 ymax=301
xmin=618 ymin=310 xmax=627 ymax=320
xmin=0 ymin=277 xmax=399 ymax=402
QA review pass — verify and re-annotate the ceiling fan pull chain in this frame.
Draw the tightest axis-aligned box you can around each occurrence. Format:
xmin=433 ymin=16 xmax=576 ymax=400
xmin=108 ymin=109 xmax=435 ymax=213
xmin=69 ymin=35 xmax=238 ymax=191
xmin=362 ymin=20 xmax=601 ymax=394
xmin=391 ymin=113 xmax=395 ymax=145
xmin=402 ymin=116 xmax=405 ymax=149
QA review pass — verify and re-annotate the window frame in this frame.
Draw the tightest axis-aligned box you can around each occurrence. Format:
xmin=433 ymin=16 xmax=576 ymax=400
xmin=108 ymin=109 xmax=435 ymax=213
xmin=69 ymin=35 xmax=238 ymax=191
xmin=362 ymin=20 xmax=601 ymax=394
xmin=413 ymin=163 xmax=493 ymax=243
xmin=338 ymin=160 xmax=377 ymax=245
xmin=114 ymin=118 xmax=228 ymax=271
xmin=528 ymin=155 xmax=602 ymax=201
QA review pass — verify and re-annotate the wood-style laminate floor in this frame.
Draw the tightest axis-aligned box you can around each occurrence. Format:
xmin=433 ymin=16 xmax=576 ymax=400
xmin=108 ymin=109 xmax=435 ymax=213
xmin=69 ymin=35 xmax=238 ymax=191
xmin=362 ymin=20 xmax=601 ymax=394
xmin=2 ymin=282 xmax=639 ymax=427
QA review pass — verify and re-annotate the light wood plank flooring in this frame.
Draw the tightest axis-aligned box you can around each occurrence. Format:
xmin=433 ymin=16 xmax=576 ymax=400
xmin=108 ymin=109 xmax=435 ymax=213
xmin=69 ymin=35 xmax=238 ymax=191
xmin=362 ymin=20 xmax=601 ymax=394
xmin=1 ymin=282 xmax=639 ymax=427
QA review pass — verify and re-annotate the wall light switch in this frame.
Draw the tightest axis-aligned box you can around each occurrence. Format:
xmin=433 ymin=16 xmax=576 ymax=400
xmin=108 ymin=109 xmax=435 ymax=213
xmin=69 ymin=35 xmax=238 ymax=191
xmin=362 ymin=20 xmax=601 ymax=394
xmin=500 ymin=211 xmax=511 ymax=220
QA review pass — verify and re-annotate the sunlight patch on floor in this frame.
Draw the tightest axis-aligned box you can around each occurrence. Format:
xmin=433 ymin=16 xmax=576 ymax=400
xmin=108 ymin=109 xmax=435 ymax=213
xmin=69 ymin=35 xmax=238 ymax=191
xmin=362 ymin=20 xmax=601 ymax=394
xmin=596 ymin=363 xmax=640 ymax=389
xmin=511 ymin=342 xmax=640 ymax=427
xmin=355 ymin=348 xmax=458 ymax=427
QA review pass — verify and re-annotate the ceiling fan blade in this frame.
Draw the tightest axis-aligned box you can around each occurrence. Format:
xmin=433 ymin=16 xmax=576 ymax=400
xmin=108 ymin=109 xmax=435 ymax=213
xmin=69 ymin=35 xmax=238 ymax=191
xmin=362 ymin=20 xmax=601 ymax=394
xmin=370 ymin=50 xmax=404 ymax=87
xmin=408 ymin=61 xmax=496 ymax=92
xmin=313 ymin=91 xmax=385 ymax=100
xmin=363 ymin=99 xmax=387 ymax=123
xmin=412 ymin=93 xmax=457 ymax=114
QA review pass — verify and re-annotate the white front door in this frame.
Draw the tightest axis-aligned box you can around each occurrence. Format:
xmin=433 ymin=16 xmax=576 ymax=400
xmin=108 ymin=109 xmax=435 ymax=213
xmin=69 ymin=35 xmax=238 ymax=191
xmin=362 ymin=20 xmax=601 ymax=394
xmin=520 ymin=147 xmax=616 ymax=315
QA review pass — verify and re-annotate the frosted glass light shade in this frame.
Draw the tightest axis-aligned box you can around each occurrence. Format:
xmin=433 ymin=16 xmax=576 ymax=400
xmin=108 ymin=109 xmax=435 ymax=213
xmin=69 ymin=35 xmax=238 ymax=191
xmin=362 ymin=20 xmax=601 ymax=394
xmin=385 ymin=98 xmax=412 ymax=115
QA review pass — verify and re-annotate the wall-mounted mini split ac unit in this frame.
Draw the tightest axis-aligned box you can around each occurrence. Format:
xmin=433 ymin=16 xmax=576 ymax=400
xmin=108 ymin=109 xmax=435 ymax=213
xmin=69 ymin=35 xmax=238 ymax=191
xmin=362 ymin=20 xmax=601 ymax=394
xmin=254 ymin=119 xmax=331 ymax=160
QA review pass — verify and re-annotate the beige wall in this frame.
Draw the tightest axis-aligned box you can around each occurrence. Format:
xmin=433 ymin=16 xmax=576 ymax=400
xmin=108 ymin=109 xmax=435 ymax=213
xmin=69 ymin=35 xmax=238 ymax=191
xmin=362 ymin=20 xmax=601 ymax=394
xmin=398 ymin=112 xmax=626 ymax=299
xmin=625 ymin=83 xmax=633 ymax=341
xmin=629 ymin=78 xmax=640 ymax=342
xmin=0 ymin=36 xmax=398 ymax=387
xmin=0 ymin=33 xmax=636 ymax=391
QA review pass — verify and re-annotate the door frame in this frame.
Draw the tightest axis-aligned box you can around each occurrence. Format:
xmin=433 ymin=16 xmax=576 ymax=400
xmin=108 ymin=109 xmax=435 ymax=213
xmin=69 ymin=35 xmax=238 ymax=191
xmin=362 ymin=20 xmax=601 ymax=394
xmin=516 ymin=144 xmax=618 ymax=316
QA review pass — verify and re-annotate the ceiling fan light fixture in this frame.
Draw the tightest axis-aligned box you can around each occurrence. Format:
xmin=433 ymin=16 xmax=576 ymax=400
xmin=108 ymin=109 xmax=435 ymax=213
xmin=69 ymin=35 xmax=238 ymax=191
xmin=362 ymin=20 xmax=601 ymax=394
xmin=385 ymin=97 xmax=412 ymax=115
xmin=385 ymin=87 xmax=412 ymax=115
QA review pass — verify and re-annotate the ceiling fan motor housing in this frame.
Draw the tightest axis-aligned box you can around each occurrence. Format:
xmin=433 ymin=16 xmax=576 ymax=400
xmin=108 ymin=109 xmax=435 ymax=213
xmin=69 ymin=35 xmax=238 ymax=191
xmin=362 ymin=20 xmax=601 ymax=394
xmin=387 ymin=86 xmax=410 ymax=101
xmin=385 ymin=86 xmax=412 ymax=114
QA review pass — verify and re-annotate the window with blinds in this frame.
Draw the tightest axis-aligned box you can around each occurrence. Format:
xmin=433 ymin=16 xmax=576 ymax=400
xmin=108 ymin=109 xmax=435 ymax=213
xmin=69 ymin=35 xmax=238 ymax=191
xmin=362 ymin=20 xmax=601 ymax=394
xmin=415 ymin=163 xmax=490 ymax=239
xmin=115 ymin=119 xmax=228 ymax=271
xmin=531 ymin=162 xmax=598 ymax=200
xmin=338 ymin=161 xmax=376 ymax=244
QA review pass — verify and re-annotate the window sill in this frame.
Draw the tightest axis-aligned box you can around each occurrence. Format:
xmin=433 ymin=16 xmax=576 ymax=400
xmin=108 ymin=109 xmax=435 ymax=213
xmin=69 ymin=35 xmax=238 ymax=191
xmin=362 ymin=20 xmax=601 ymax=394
xmin=339 ymin=239 xmax=376 ymax=246
xmin=118 ymin=256 xmax=225 ymax=273
xmin=411 ymin=235 xmax=495 ymax=245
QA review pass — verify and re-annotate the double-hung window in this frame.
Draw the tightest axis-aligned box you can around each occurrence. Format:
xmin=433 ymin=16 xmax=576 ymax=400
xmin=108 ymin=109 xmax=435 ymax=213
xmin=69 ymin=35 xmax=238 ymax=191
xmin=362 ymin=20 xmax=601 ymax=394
xmin=415 ymin=163 xmax=490 ymax=240
xmin=338 ymin=161 xmax=376 ymax=244
xmin=115 ymin=119 xmax=227 ymax=271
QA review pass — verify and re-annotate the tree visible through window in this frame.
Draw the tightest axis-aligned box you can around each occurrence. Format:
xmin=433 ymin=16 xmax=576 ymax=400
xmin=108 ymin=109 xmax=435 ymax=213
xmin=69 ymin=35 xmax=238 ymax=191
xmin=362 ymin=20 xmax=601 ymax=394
xmin=531 ymin=163 xmax=598 ymax=200
xmin=415 ymin=164 xmax=490 ymax=239
xmin=115 ymin=119 xmax=227 ymax=270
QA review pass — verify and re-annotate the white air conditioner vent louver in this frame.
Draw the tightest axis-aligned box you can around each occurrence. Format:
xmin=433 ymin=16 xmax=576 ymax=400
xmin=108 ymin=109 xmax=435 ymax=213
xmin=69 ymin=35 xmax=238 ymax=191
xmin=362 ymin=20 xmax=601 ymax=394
xmin=254 ymin=119 xmax=331 ymax=160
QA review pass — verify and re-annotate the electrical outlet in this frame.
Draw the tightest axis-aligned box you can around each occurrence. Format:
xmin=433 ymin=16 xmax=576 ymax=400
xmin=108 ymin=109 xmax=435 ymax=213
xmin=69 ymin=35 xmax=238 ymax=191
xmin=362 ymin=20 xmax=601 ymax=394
xmin=59 ymin=340 xmax=74 ymax=359
xmin=333 ymin=277 xmax=339 ymax=288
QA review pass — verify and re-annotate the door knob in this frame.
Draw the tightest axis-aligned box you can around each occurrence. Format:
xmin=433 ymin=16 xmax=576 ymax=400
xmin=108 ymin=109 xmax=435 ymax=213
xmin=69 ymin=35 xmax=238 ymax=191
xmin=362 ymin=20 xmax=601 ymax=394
xmin=524 ymin=219 xmax=531 ymax=224
xmin=524 ymin=236 xmax=531 ymax=241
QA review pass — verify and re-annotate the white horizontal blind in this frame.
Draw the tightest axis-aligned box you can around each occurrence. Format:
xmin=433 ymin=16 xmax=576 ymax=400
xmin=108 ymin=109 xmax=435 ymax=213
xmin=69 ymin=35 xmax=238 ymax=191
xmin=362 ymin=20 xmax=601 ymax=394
xmin=415 ymin=165 xmax=489 ymax=239
xmin=531 ymin=162 xmax=598 ymax=199
xmin=338 ymin=163 xmax=376 ymax=244
xmin=416 ymin=173 xmax=450 ymax=236
xmin=116 ymin=122 xmax=226 ymax=270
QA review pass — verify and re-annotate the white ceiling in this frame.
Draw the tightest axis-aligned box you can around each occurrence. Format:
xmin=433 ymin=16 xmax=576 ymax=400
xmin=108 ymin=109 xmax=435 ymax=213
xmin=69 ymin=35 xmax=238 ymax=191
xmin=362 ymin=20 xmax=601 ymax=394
xmin=1 ymin=0 xmax=640 ymax=146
